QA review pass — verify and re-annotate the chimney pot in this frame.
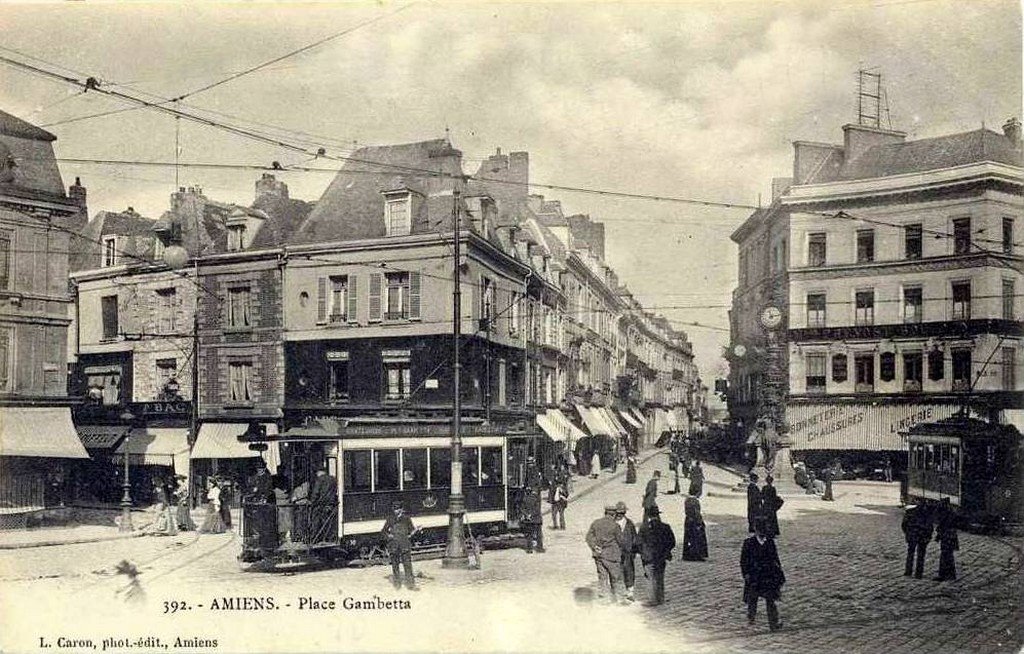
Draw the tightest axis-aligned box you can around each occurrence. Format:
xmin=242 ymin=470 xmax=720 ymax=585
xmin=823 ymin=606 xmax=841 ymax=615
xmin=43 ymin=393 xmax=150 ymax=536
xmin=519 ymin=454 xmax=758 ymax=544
xmin=1003 ymin=117 xmax=1021 ymax=144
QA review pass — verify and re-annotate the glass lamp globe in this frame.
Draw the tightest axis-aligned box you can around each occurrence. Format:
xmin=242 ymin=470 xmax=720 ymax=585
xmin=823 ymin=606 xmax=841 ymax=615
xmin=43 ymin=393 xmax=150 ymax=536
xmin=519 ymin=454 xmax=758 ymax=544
xmin=163 ymin=244 xmax=189 ymax=269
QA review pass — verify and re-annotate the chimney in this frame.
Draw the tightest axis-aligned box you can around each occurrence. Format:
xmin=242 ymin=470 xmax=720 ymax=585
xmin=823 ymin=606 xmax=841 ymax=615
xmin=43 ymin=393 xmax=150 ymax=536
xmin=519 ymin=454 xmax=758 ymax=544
xmin=1003 ymin=117 xmax=1021 ymax=145
xmin=770 ymin=177 xmax=793 ymax=202
xmin=255 ymin=172 xmax=289 ymax=201
xmin=68 ymin=177 xmax=87 ymax=209
xmin=792 ymin=141 xmax=843 ymax=184
xmin=842 ymin=123 xmax=906 ymax=163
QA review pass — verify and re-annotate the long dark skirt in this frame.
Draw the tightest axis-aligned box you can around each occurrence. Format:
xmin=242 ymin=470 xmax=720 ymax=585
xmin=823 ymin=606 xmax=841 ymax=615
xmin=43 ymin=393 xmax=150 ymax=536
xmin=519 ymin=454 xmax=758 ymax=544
xmin=682 ymin=517 xmax=708 ymax=561
xmin=199 ymin=504 xmax=225 ymax=534
xmin=176 ymin=501 xmax=196 ymax=531
xmin=688 ymin=478 xmax=703 ymax=498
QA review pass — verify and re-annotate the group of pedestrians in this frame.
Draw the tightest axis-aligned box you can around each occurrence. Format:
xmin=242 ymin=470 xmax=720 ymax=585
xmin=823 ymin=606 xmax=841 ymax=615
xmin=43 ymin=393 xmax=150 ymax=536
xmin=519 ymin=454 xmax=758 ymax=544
xmin=743 ymin=471 xmax=786 ymax=631
xmin=902 ymin=498 xmax=959 ymax=581
xmin=585 ymin=463 xmax=710 ymax=608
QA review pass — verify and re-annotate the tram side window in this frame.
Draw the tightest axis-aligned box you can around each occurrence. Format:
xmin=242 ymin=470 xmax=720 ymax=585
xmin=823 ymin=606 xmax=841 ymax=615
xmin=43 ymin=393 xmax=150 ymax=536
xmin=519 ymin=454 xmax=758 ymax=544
xmin=481 ymin=447 xmax=503 ymax=485
xmin=925 ymin=444 xmax=936 ymax=471
xmin=949 ymin=445 xmax=959 ymax=475
xmin=343 ymin=450 xmax=372 ymax=493
xmin=429 ymin=448 xmax=451 ymax=488
xmin=463 ymin=447 xmax=480 ymax=486
xmin=402 ymin=448 xmax=428 ymax=490
xmin=375 ymin=450 xmax=400 ymax=491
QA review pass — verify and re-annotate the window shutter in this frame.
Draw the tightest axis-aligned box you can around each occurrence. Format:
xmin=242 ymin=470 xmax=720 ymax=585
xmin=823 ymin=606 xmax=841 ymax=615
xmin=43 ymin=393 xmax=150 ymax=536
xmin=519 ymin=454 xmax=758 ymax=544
xmin=472 ymin=274 xmax=481 ymax=323
xmin=317 ymin=277 xmax=327 ymax=323
xmin=409 ymin=272 xmax=421 ymax=320
xmin=369 ymin=273 xmax=383 ymax=322
xmin=347 ymin=275 xmax=358 ymax=323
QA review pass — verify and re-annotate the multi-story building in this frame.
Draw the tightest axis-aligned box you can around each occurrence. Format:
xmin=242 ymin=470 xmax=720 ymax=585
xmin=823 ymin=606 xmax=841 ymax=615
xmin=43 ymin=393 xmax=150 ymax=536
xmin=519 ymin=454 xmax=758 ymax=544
xmin=0 ymin=110 xmax=89 ymax=518
xmin=730 ymin=117 xmax=1023 ymax=466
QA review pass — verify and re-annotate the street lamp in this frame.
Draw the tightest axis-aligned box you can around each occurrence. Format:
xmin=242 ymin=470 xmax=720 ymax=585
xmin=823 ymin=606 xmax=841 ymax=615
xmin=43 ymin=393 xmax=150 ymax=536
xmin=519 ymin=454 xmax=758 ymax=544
xmin=164 ymin=243 xmax=199 ymax=509
xmin=118 ymin=410 xmax=136 ymax=532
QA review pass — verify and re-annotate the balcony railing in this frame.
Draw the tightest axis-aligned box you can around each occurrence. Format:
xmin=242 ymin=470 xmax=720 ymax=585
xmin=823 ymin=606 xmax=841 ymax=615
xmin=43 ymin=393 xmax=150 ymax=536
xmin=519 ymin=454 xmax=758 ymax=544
xmin=241 ymin=501 xmax=339 ymax=551
xmin=384 ymin=311 xmax=409 ymax=321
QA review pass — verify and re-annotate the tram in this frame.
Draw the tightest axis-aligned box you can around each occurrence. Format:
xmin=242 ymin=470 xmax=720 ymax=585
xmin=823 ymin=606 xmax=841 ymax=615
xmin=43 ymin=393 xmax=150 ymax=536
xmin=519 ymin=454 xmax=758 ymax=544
xmin=905 ymin=416 xmax=1024 ymax=529
xmin=237 ymin=417 xmax=540 ymax=568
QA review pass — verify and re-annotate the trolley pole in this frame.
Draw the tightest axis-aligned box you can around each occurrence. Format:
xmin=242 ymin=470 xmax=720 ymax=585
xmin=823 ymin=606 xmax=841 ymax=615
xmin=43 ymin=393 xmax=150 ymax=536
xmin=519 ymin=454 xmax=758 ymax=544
xmin=443 ymin=187 xmax=470 ymax=569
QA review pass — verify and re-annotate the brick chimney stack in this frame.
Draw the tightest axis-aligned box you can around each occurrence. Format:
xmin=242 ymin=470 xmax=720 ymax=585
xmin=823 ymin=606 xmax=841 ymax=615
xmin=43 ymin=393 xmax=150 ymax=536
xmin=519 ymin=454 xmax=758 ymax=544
xmin=1003 ymin=117 xmax=1021 ymax=145
xmin=68 ymin=176 xmax=87 ymax=209
xmin=255 ymin=173 xmax=289 ymax=201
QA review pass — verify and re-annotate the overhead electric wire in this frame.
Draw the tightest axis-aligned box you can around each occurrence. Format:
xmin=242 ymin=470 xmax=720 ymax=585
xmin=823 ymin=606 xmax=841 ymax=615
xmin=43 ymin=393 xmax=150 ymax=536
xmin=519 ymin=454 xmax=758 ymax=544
xmin=36 ymin=1 xmax=420 ymax=130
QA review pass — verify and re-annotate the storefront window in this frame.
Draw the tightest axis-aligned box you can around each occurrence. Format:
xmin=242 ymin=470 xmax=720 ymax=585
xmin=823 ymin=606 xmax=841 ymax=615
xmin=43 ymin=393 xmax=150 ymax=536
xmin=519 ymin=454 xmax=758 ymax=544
xmin=402 ymin=448 xmax=428 ymax=490
xmin=343 ymin=450 xmax=371 ymax=493
xmin=374 ymin=450 xmax=400 ymax=491
xmin=480 ymin=447 xmax=503 ymax=486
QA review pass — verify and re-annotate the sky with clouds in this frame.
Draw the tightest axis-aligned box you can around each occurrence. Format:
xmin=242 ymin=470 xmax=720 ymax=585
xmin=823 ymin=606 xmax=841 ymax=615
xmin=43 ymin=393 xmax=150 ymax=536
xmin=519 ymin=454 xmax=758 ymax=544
xmin=2 ymin=0 xmax=1020 ymax=399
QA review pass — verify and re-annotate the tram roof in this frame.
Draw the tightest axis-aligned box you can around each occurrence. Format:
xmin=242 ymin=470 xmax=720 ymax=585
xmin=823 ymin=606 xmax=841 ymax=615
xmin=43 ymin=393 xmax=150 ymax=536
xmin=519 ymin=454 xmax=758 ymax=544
xmin=905 ymin=416 xmax=1022 ymax=441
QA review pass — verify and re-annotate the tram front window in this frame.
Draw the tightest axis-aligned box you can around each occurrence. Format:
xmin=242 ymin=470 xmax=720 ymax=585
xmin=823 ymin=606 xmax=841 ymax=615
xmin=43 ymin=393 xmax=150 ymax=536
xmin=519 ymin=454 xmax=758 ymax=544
xmin=343 ymin=450 xmax=371 ymax=492
xmin=463 ymin=447 xmax=480 ymax=486
xmin=375 ymin=450 xmax=400 ymax=491
xmin=402 ymin=448 xmax=428 ymax=490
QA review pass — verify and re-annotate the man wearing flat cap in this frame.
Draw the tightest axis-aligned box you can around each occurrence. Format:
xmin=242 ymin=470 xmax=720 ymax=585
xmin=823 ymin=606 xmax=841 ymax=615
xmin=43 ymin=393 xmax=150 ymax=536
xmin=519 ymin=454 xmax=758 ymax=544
xmin=381 ymin=501 xmax=420 ymax=590
xmin=615 ymin=501 xmax=639 ymax=602
xmin=586 ymin=504 xmax=625 ymax=603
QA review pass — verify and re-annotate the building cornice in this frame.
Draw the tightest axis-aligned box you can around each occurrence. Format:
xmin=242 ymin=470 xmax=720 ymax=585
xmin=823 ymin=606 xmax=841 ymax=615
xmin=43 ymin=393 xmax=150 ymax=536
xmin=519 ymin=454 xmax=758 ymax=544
xmin=788 ymin=318 xmax=1023 ymax=343
xmin=789 ymin=251 xmax=1023 ymax=280
xmin=781 ymin=161 xmax=1023 ymax=205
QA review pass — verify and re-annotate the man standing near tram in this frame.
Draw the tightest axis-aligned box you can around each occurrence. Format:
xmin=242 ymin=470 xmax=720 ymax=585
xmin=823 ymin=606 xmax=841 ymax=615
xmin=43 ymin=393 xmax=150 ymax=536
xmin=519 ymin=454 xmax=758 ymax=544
xmin=381 ymin=501 xmax=420 ymax=591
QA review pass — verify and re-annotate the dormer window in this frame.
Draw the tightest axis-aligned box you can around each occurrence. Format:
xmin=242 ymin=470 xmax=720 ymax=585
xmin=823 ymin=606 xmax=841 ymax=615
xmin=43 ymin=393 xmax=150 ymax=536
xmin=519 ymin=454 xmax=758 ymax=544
xmin=227 ymin=225 xmax=247 ymax=252
xmin=102 ymin=236 xmax=118 ymax=267
xmin=384 ymin=192 xmax=412 ymax=237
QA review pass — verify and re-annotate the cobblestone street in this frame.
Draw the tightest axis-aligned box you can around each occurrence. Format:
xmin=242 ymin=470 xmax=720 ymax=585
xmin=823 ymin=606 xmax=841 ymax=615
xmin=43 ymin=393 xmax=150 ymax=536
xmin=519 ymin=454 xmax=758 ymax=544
xmin=1 ymin=449 xmax=1020 ymax=653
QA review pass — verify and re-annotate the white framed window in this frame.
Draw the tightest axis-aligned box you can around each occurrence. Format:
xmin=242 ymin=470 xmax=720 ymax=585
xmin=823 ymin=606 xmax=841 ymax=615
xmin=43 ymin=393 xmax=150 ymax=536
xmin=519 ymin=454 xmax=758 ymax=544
xmin=902 ymin=286 xmax=923 ymax=324
xmin=156 ymin=358 xmax=178 ymax=394
xmin=0 ymin=230 xmax=10 ymax=291
xmin=156 ymin=287 xmax=177 ymax=333
xmin=1002 ymin=347 xmax=1016 ymax=390
xmin=227 ymin=286 xmax=252 ymax=328
xmin=102 ymin=236 xmax=118 ymax=267
xmin=854 ymin=289 xmax=874 ymax=326
xmin=0 ymin=326 xmax=12 ymax=391
xmin=806 ymin=293 xmax=826 ymax=328
xmin=384 ymin=272 xmax=409 ymax=320
xmin=951 ymin=281 xmax=971 ymax=320
xmin=227 ymin=225 xmax=247 ymax=252
xmin=329 ymin=276 xmax=348 ymax=322
xmin=383 ymin=351 xmax=412 ymax=401
xmin=384 ymin=195 xmax=412 ymax=236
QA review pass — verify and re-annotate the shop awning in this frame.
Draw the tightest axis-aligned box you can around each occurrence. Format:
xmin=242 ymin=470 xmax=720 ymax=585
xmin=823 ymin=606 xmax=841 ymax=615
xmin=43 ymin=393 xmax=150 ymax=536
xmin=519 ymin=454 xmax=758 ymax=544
xmin=786 ymin=402 xmax=975 ymax=451
xmin=598 ymin=407 xmax=627 ymax=437
xmin=575 ymin=405 xmax=611 ymax=437
xmin=536 ymin=411 xmax=567 ymax=443
xmin=652 ymin=409 xmax=670 ymax=435
xmin=665 ymin=410 xmax=680 ymax=431
xmin=618 ymin=410 xmax=643 ymax=430
xmin=112 ymin=428 xmax=188 ymax=470
xmin=631 ymin=408 xmax=647 ymax=426
xmin=550 ymin=409 xmax=588 ymax=443
xmin=77 ymin=425 xmax=128 ymax=449
xmin=192 ymin=423 xmax=278 ymax=459
xmin=0 ymin=407 xmax=89 ymax=459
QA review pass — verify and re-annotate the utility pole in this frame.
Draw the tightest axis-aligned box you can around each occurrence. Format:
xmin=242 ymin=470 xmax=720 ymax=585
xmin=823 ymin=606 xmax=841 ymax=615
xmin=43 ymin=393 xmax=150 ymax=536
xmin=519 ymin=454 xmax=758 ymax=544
xmin=443 ymin=187 xmax=470 ymax=569
xmin=188 ymin=259 xmax=200 ymax=507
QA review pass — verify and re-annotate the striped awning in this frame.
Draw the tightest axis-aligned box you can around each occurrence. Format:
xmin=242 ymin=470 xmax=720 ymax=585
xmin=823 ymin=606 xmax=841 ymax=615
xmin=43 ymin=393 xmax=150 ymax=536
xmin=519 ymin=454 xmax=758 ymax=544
xmin=665 ymin=410 xmax=680 ymax=430
xmin=551 ymin=409 xmax=588 ymax=443
xmin=112 ymin=427 xmax=189 ymax=470
xmin=77 ymin=425 xmax=128 ymax=449
xmin=575 ymin=404 xmax=611 ymax=437
xmin=0 ymin=407 xmax=89 ymax=459
xmin=598 ymin=408 xmax=626 ymax=437
xmin=618 ymin=410 xmax=643 ymax=430
xmin=631 ymin=408 xmax=647 ymax=427
xmin=192 ymin=423 xmax=278 ymax=459
xmin=536 ymin=411 xmax=567 ymax=443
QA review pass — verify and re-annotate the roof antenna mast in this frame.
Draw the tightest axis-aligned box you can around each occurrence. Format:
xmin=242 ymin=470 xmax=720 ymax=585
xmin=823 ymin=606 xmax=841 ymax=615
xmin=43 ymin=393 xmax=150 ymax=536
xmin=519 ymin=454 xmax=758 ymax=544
xmin=857 ymin=68 xmax=883 ymax=128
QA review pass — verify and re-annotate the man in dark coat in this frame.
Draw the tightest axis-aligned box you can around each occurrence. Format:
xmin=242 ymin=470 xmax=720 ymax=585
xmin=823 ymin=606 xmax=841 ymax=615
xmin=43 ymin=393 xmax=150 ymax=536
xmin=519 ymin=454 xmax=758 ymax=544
xmin=902 ymin=503 xmax=933 ymax=579
xmin=520 ymin=485 xmax=545 ymax=553
xmin=642 ymin=470 xmax=661 ymax=521
xmin=381 ymin=501 xmax=419 ymax=590
xmin=760 ymin=475 xmax=782 ymax=537
xmin=933 ymin=498 xmax=958 ymax=581
xmin=637 ymin=505 xmax=676 ymax=607
xmin=741 ymin=517 xmax=785 ymax=631
xmin=746 ymin=473 xmax=762 ymax=533
xmin=309 ymin=468 xmax=338 ymax=543
xmin=586 ymin=505 xmax=625 ymax=603
xmin=615 ymin=501 xmax=638 ymax=602
xmin=247 ymin=463 xmax=274 ymax=504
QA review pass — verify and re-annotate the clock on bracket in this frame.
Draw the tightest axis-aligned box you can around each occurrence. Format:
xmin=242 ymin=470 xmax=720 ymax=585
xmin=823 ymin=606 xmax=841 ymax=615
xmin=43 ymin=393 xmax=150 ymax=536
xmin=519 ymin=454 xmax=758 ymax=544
xmin=759 ymin=305 xmax=783 ymax=330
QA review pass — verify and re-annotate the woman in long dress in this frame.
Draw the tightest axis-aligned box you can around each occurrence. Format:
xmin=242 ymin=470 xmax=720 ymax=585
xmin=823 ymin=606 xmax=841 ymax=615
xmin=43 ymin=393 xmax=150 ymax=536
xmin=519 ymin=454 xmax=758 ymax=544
xmin=175 ymin=476 xmax=196 ymax=531
xmin=199 ymin=478 xmax=226 ymax=534
xmin=682 ymin=495 xmax=709 ymax=561
xmin=590 ymin=450 xmax=601 ymax=479
xmin=688 ymin=461 xmax=705 ymax=498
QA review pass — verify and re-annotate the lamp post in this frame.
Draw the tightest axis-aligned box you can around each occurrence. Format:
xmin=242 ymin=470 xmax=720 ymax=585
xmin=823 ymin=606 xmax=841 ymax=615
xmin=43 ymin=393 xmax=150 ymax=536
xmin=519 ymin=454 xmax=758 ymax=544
xmin=163 ymin=244 xmax=199 ymax=508
xmin=443 ymin=187 xmax=470 ymax=569
xmin=118 ymin=410 xmax=136 ymax=532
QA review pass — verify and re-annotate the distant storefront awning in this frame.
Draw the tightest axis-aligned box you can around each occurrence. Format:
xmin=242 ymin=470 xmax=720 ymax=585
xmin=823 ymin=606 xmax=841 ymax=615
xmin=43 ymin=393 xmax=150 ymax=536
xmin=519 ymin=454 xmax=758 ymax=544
xmin=575 ymin=405 xmax=611 ymax=438
xmin=192 ymin=423 xmax=278 ymax=459
xmin=598 ymin=408 xmax=627 ymax=437
xmin=551 ymin=409 xmax=587 ymax=443
xmin=112 ymin=428 xmax=188 ymax=470
xmin=618 ymin=410 xmax=643 ymax=430
xmin=0 ymin=407 xmax=89 ymax=459
xmin=536 ymin=411 xmax=567 ymax=443
xmin=77 ymin=425 xmax=128 ymax=450
xmin=652 ymin=409 xmax=670 ymax=435
xmin=631 ymin=408 xmax=648 ymax=428
xmin=786 ymin=401 xmax=979 ymax=451
xmin=665 ymin=410 xmax=680 ymax=431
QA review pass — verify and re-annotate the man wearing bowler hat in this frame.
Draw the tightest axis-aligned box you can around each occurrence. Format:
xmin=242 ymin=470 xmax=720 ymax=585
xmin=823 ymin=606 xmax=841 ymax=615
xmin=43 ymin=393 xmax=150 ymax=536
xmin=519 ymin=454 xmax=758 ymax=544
xmin=637 ymin=504 xmax=676 ymax=607
xmin=381 ymin=501 xmax=420 ymax=590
